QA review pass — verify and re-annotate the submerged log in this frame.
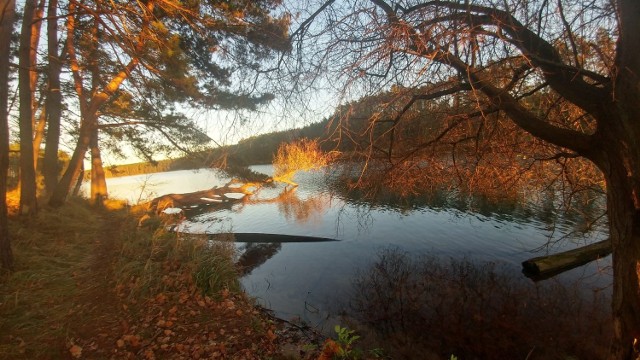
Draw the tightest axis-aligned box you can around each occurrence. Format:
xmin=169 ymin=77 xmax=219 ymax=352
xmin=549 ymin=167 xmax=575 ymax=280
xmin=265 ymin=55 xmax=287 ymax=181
xmin=521 ymin=239 xmax=611 ymax=281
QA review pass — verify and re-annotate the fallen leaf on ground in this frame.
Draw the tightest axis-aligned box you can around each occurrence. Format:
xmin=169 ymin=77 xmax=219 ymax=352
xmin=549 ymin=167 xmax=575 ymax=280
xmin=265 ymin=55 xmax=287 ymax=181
xmin=266 ymin=329 xmax=277 ymax=341
xmin=69 ymin=344 xmax=83 ymax=358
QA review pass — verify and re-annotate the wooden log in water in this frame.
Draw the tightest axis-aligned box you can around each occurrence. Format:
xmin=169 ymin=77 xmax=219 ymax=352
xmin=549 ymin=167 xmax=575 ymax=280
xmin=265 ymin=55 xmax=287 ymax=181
xmin=521 ymin=239 xmax=611 ymax=281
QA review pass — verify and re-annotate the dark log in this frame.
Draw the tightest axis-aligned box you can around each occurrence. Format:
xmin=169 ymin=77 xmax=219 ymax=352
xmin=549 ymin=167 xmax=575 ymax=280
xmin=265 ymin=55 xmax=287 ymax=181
xmin=522 ymin=239 xmax=611 ymax=281
xmin=215 ymin=233 xmax=339 ymax=243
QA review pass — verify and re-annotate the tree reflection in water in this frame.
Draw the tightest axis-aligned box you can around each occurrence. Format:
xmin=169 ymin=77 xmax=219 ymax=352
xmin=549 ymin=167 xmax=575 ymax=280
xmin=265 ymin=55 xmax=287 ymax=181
xmin=275 ymin=189 xmax=329 ymax=225
xmin=236 ymin=242 xmax=282 ymax=276
xmin=234 ymin=187 xmax=331 ymax=276
xmin=349 ymin=248 xmax=611 ymax=360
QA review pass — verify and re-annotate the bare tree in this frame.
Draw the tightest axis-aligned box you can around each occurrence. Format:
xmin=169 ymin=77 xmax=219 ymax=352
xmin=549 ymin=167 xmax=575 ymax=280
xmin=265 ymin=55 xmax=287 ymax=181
xmin=289 ymin=0 xmax=639 ymax=358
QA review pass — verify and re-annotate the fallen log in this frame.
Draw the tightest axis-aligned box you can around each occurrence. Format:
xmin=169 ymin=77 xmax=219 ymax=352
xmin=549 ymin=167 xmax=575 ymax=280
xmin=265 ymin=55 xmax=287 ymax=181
xmin=148 ymin=180 xmax=262 ymax=213
xmin=521 ymin=239 xmax=611 ymax=281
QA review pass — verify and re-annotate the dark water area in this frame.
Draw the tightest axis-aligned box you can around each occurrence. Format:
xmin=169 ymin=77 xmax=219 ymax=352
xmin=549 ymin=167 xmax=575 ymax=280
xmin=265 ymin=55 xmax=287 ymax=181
xmin=104 ymin=166 xmax=613 ymax=359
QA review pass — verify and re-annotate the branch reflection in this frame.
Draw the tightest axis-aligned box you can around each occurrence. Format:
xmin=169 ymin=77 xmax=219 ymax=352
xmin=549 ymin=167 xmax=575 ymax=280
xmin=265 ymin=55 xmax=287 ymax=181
xmin=236 ymin=242 xmax=282 ymax=276
xmin=348 ymin=248 xmax=611 ymax=359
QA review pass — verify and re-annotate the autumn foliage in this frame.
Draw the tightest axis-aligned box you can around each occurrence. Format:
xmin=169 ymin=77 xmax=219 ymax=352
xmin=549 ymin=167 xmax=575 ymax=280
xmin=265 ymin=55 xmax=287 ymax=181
xmin=272 ymin=138 xmax=333 ymax=186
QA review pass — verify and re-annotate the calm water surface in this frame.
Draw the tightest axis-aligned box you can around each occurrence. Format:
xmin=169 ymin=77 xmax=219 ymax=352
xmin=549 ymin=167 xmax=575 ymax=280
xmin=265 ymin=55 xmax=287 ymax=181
xmin=102 ymin=166 xmax=611 ymax=331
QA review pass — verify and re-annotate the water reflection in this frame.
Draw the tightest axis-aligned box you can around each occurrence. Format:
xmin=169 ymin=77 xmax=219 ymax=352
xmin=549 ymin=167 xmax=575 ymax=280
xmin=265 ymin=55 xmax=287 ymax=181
xmin=232 ymin=233 xmax=339 ymax=276
xmin=101 ymin=166 xmax=611 ymax=346
xmin=327 ymin=172 xmax=608 ymax=257
xmin=333 ymin=179 xmax=606 ymax=239
xmin=346 ymin=248 xmax=611 ymax=360
xmin=272 ymin=187 xmax=330 ymax=225
xmin=179 ymin=182 xmax=333 ymax=234
xmin=236 ymin=242 xmax=282 ymax=276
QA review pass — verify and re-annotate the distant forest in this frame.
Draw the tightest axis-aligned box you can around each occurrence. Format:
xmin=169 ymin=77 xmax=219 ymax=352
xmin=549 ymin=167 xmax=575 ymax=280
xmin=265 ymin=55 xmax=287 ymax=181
xmin=103 ymin=120 xmax=329 ymax=178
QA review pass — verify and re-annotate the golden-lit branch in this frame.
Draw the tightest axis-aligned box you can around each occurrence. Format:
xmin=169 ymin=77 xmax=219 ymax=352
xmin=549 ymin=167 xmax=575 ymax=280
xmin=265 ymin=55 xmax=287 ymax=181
xmin=272 ymin=138 xmax=334 ymax=186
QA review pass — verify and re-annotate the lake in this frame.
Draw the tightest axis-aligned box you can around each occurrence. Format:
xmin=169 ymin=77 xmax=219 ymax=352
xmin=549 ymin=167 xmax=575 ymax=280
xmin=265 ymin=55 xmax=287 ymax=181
xmin=99 ymin=165 xmax=612 ymax=355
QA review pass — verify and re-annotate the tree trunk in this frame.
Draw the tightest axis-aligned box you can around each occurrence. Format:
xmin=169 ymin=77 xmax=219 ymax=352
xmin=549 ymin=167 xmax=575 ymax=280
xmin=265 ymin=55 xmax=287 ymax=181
xmin=601 ymin=158 xmax=640 ymax=360
xmin=32 ymin=109 xmax=45 ymax=169
xmin=87 ymin=17 xmax=107 ymax=206
xmin=43 ymin=0 xmax=62 ymax=195
xmin=48 ymin=116 xmax=94 ymax=207
xmin=90 ymin=128 xmax=108 ymax=205
xmin=597 ymin=99 xmax=640 ymax=360
xmin=30 ymin=0 xmax=45 ymax=170
xmin=72 ymin=161 xmax=84 ymax=198
xmin=49 ymin=1 xmax=138 ymax=207
xmin=18 ymin=0 xmax=38 ymax=216
xmin=0 ymin=0 xmax=16 ymax=271
xmin=605 ymin=1 xmax=640 ymax=358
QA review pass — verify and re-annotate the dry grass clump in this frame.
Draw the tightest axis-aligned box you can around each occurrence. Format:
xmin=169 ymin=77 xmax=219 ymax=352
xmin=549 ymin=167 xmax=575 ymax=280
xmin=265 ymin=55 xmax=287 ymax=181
xmin=115 ymin=210 xmax=240 ymax=300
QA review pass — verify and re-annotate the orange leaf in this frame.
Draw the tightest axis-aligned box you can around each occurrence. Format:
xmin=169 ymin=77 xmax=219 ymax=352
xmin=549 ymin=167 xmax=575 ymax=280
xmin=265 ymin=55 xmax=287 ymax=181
xmin=69 ymin=344 xmax=82 ymax=358
xmin=319 ymin=339 xmax=341 ymax=360
xmin=155 ymin=293 xmax=167 ymax=304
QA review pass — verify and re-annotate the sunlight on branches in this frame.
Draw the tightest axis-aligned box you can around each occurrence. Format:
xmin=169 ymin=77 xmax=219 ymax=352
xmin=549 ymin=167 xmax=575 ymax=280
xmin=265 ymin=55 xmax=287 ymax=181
xmin=272 ymin=139 xmax=333 ymax=186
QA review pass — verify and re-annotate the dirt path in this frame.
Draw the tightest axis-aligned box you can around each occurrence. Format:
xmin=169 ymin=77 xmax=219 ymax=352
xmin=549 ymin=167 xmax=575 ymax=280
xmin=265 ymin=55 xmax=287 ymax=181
xmin=63 ymin=210 xmax=326 ymax=359
xmin=67 ymin=211 xmax=127 ymax=358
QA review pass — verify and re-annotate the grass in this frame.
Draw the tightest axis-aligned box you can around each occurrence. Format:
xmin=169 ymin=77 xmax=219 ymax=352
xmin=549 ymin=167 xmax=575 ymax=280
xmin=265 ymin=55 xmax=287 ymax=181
xmin=0 ymin=198 xmax=100 ymax=358
xmin=0 ymin=198 xmax=243 ymax=359
xmin=114 ymin=206 xmax=240 ymax=300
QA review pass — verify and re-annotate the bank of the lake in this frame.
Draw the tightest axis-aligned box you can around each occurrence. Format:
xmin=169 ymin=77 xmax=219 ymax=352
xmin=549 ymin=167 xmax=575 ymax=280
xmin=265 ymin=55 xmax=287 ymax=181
xmin=0 ymin=198 xmax=334 ymax=359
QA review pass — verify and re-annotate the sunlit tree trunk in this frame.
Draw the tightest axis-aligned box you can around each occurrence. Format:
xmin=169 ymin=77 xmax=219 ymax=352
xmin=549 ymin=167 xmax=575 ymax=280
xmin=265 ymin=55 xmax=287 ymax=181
xmin=43 ymin=0 xmax=63 ymax=195
xmin=90 ymin=128 xmax=108 ymax=204
xmin=32 ymin=110 xmax=45 ymax=169
xmin=49 ymin=115 xmax=94 ymax=207
xmin=88 ymin=15 xmax=107 ymax=205
xmin=18 ymin=0 xmax=39 ymax=216
xmin=72 ymin=161 xmax=84 ymax=198
xmin=0 ymin=0 xmax=16 ymax=270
